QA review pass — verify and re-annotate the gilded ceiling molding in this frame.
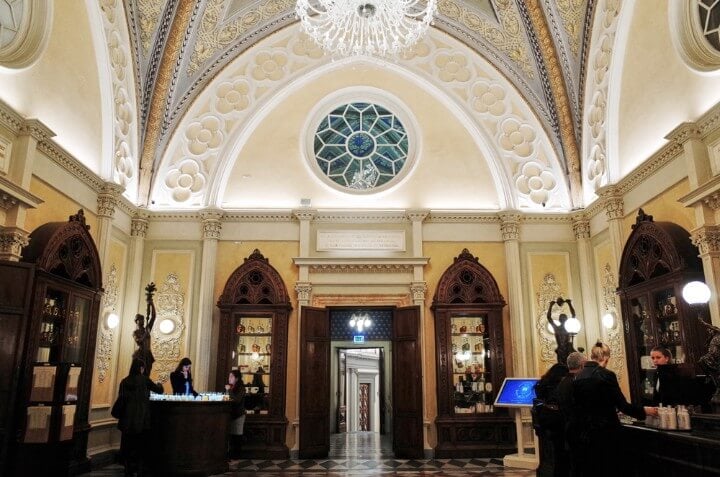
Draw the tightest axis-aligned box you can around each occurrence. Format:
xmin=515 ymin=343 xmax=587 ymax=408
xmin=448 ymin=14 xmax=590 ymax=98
xmin=523 ymin=0 xmax=582 ymax=208
xmin=137 ymin=0 xmax=198 ymax=205
xmin=137 ymin=0 xmax=166 ymax=55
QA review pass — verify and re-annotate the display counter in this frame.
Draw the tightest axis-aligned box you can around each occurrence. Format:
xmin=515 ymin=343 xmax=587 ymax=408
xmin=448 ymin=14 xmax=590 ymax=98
xmin=619 ymin=423 xmax=720 ymax=476
xmin=148 ymin=400 xmax=232 ymax=476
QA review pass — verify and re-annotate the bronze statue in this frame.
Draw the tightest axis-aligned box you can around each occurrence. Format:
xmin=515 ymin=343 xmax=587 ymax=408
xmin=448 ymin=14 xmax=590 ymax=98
xmin=698 ymin=316 xmax=720 ymax=410
xmin=547 ymin=297 xmax=577 ymax=365
xmin=132 ymin=283 xmax=157 ymax=377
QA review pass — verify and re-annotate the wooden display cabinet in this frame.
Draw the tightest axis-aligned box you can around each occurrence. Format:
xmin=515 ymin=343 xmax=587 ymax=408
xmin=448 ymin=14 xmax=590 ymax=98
xmin=432 ymin=249 xmax=515 ymax=458
xmin=0 ymin=210 xmax=103 ymax=476
xmin=618 ymin=210 xmax=708 ymax=405
xmin=216 ymin=250 xmax=291 ymax=458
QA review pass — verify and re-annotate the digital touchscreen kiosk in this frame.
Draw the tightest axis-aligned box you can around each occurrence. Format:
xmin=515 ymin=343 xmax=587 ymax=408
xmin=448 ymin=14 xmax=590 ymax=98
xmin=493 ymin=378 xmax=539 ymax=408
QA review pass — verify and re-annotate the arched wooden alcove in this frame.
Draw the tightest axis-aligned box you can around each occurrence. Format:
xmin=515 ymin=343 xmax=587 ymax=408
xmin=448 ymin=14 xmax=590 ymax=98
xmin=216 ymin=249 xmax=291 ymax=458
xmin=431 ymin=248 xmax=514 ymax=458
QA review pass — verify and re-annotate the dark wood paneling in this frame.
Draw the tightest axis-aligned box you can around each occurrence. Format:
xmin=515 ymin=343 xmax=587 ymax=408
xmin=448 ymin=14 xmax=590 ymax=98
xmin=392 ymin=306 xmax=423 ymax=459
xmin=299 ymin=306 xmax=330 ymax=459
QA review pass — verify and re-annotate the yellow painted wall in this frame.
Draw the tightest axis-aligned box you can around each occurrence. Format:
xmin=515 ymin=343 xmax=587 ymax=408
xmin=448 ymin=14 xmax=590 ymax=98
xmin=26 ymin=176 xmax=98 ymax=241
xmin=91 ymin=239 xmax=127 ymax=407
xmin=621 ymin=179 xmax=693 ymax=240
xmin=149 ymin=250 xmax=195 ymax=382
xmin=528 ymin=253 xmax=571 ymax=376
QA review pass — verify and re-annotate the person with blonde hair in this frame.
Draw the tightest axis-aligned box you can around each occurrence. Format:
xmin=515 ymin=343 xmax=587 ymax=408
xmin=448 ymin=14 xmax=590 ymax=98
xmin=567 ymin=341 xmax=657 ymax=477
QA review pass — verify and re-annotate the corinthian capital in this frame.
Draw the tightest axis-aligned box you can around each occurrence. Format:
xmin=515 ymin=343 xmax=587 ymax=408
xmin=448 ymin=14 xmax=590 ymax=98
xmin=499 ymin=213 xmax=520 ymax=241
xmin=0 ymin=226 xmax=29 ymax=261
xmin=200 ymin=209 xmax=223 ymax=240
xmin=97 ymin=182 xmax=124 ymax=218
xmin=692 ymin=225 xmax=720 ymax=255
xmin=410 ymin=281 xmax=427 ymax=302
xmin=295 ymin=282 xmax=312 ymax=303
xmin=572 ymin=217 xmax=591 ymax=240
xmin=131 ymin=211 xmax=149 ymax=238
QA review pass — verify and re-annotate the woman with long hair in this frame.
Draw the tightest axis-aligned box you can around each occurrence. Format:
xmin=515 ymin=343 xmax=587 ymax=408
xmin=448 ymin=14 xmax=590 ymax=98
xmin=225 ymin=369 xmax=247 ymax=459
xmin=170 ymin=357 xmax=198 ymax=396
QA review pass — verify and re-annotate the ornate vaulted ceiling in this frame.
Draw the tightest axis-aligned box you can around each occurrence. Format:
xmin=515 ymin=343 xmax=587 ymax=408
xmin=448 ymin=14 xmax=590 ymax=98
xmin=124 ymin=0 xmax=593 ymax=209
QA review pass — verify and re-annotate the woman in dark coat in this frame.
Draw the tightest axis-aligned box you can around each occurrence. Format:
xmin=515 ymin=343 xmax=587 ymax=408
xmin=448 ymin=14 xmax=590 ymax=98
xmin=225 ymin=369 xmax=246 ymax=459
xmin=567 ymin=341 xmax=657 ymax=477
xmin=170 ymin=357 xmax=198 ymax=396
xmin=533 ymin=363 xmax=570 ymax=477
xmin=116 ymin=358 xmax=164 ymax=476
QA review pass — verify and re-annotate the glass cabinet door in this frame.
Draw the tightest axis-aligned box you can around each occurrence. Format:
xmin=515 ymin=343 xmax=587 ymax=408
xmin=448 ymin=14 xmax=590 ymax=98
xmin=234 ymin=315 xmax=272 ymax=414
xmin=63 ymin=296 xmax=89 ymax=363
xmin=629 ymin=295 xmax=656 ymax=401
xmin=36 ymin=289 xmax=69 ymax=363
xmin=450 ymin=315 xmax=493 ymax=414
xmin=652 ymin=288 xmax=684 ymax=363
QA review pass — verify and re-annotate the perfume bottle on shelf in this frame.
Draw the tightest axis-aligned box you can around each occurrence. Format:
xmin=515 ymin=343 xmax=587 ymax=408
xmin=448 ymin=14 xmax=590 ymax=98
xmin=475 ymin=319 xmax=484 ymax=333
xmin=459 ymin=321 xmax=468 ymax=333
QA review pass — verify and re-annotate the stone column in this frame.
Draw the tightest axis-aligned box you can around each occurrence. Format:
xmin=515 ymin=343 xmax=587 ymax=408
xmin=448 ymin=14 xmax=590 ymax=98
xmin=96 ymin=182 xmax=124 ymax=269
xmin=572 ymin=215 xmax=599 ymax=349
xmin=117 ymin=210 xmax=149 ymax=389
xmin=597 ymin=187 xmax=625 ymax=268
xmin=195 ymin=209 xmax=223 ymax=390
xmin=0 ymin=119 xmax=54 ymax=260
xmin=691 ymin=225 xmax=720 ymax=325
xmin=500 ymin=213 xmax=529 ymax=376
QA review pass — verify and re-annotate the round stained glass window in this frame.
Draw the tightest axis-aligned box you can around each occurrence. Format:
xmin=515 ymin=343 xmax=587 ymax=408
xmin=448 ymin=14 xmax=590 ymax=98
xmin=313 ymin=102 xmax=409 ymax=191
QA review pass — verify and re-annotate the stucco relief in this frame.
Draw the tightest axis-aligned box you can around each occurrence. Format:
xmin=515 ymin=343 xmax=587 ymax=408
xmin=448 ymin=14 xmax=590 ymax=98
xmin=601 ymin=263 xmax=624 ymax=380
xmin=536 ymin=273 xmax=565 ymax=366
xmin=553 ymin=0 xmax=586 ymax=56
xmin=97 ymin=0 xmax=139 ymax=200
xmin=151 ymin=273 xmax=187 ymax=383
xmin=582 ymin=0 xmax=623 ymax=201
xmin=154 ymin=26 xmax=569 ymax=211
xmin=96 ymin=264 xmax=119 ymax=383
xmin=515 ymin=161 xmax=557 ymax=206
xmin=137 ymin=0 xmax=164 ymax=54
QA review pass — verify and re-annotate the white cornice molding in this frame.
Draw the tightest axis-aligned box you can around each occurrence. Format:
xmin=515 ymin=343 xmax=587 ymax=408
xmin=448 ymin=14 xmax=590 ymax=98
xmin=0 ymin=98 xmax=23 ymax=132
xmin=312 ymin=209 xmax=409 ymax=223
xmin=678 ymin=174 xmax=720 ymax=209
xmin=0 ymin=174 xmax=43 ymax=209
xmin=293 ymin=257 xmax=429 ymax=273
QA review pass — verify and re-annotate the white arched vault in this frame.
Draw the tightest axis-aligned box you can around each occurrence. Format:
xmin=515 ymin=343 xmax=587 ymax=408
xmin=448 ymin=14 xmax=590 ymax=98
xmin=152 ymin=24 xmax=570 ymax=212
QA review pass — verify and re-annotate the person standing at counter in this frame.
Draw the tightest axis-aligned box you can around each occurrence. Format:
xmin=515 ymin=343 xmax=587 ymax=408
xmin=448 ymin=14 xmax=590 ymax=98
xmin=226 ymin=370 xmax=247 ymax=459
xmin=170 ymin=357 xmax=198 ymax=397
xmin=567 ymin=341 xmax=657 ymax=477
xmin=116 ymin=358 xmax=164 ymax=477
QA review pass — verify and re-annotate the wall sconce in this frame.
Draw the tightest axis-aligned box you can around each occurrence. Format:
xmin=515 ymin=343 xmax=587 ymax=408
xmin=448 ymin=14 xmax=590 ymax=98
xmin=159 ymin=318 xmax=176 ymax=334
xmin=106 ymin=312 xmax=119 ymax=329
xmin=601 ymin=311 xmax=615 ymax=329
xmin=349 ymin=313 xmax=371 ymax=332
xmin=682 ymin=281 xmax=711 ymax=307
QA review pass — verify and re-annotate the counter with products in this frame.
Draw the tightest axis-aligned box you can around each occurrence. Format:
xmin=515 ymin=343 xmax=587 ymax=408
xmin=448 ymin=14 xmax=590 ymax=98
xmin=148 ymin=397 xmax=232 ymax=476
xmin=619 ymin=421 xmax=720 ymax=476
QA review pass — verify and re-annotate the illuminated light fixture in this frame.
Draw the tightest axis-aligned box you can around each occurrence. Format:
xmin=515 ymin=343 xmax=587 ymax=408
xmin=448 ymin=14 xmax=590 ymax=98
xmin=564 ymin=316 xmax=581 ymax=334
xmin=601 ymin=312 xmax=615 ymax=329
xmin=295 ymin=0 xmax=437 ymax=58
xmin=159 ymin=318 xmax=175 ymax=334
xmin=349 ymin=312 xmax=371 ymax=332
xmin=106 ymin=313 xmax=119 ymax=329
xmin=682 ymin=281 xmax=711 ymax=305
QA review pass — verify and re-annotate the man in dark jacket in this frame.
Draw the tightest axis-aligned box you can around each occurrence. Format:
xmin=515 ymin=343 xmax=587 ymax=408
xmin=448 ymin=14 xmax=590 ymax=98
xmin=116 ymin=358 xmax=164 ymax=476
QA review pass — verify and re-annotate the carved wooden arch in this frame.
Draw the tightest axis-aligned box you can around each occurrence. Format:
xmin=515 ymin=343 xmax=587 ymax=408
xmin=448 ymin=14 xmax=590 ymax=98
xmin=22 ymin=209 xmax=102 ymax=289
xmin=218 ymin=249 xmax=290 ymax=305
xmin=619 ymin=209 xmax=703 ymax=289
xmin=433 ymin=248 xmax=505 ymax=305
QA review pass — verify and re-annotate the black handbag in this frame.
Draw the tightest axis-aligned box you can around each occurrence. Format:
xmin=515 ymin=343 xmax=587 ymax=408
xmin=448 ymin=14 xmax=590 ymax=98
xmin=110 ymin=390 xmax=125 ymax=419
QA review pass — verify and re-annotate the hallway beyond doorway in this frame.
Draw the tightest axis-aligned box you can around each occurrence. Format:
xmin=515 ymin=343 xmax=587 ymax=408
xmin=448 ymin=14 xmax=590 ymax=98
xmin=329 ymin=431 xmax=393 ymax=459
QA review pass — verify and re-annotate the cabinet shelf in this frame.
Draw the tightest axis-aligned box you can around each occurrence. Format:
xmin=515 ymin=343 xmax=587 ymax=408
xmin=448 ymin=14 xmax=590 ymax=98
xmin=236 ymin=333 xmax=272 ymax=337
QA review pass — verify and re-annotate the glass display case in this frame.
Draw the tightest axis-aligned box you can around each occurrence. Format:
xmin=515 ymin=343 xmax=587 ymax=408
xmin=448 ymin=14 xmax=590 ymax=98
xmin=450 ymin=316 xmax=494 ymax=414
xmin=431 ymin=249 xmax=514 ymax=458
xmin=619 ymin=210 xmax=708 ymax=405
xmin=216 ymin=249 xmax=291 ymax=458
xmin=234 ymin=316 xmax=272 ymax=414
xmin=0 ymin=210 xmax=102 ymax=476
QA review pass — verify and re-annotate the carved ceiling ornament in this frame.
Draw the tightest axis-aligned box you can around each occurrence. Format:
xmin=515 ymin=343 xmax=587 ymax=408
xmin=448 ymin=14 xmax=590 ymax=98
xmin=535 ymin=273 xmax=565 ymax=365
xmin=581 ymin=0 xmax=623 ymax=203
xmin=96 ymin=264 xmax=119 ymax=383
xmin=96 ymin=0 xmax=139 ymax=200
xmin=154 ymin=26 xmax=569 ymax=211
xmin=151 ymin=272 xmax=187 ymax=383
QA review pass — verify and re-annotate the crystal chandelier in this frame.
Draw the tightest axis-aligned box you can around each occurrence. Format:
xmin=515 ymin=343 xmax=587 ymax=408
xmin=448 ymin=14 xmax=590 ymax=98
xmin=296 ymin=0 xmax=437 ymax=57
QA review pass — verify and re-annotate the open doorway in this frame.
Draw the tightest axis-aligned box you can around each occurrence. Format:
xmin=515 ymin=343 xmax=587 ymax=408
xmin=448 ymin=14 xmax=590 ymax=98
xmin=330 ymin=346 xmax=392 ymax=458
xmin=299 ymin=306 xmax=422 ymax=459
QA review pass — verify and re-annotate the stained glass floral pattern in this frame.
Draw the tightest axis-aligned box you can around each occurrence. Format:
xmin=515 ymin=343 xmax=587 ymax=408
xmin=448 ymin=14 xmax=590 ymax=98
xmin=313 ymin=103 xmax=409 ymax=191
